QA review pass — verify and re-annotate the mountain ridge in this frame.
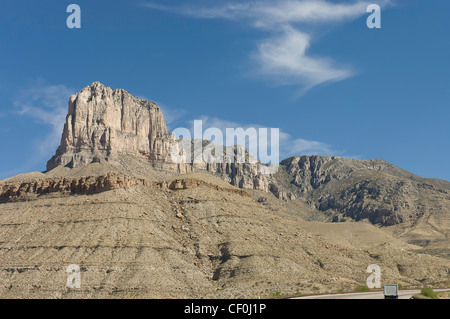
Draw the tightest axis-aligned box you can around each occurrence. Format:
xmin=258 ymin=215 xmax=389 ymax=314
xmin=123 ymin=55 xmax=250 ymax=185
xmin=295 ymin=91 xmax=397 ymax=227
xmin=0 ymin=82 xmax=448 ymax=298
xmin=37 ymin=82 xmax=450 ymax=232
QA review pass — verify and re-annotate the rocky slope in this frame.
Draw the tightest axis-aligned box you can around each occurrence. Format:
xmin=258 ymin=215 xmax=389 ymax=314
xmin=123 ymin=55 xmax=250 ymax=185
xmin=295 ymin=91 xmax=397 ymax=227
xmin=0 ymin=172 xmax=448 ymax=298
xmin=277 ymin=156 xmax=450 ymax=224
xmin=271 ymin=156 xmax=450 ymax=254
xmin=0 ymin=82 xmax=448 ymax=298
xmin=46 ymin=83 xmax=449 ymax=229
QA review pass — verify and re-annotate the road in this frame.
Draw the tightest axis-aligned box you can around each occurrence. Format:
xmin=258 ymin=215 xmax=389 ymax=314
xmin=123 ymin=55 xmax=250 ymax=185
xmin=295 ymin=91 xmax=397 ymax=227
xmin=292 ymin=289 xmax=449 ymax=299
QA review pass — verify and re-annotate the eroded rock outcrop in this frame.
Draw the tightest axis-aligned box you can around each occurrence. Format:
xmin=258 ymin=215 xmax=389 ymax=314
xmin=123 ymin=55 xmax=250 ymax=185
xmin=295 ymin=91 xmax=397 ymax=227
xmin=47 ymin=82 xmax=176 ymax=171
xmin=156 ymin=178 xmax=250 ymax=197
xmin=0 ymin=174 xmax=152 ymax=203
xmin=278 ymin=155 xmax=450 ymax=226
xmin=0 ymin=174 xmax=253 ymax=204
xmin=46 ymin=82 xmax=277 ymax=196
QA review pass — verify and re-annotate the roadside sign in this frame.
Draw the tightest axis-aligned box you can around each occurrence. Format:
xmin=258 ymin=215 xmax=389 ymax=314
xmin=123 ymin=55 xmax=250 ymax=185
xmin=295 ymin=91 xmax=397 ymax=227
xmin=384 ymin=284 xmax=399 ymax=299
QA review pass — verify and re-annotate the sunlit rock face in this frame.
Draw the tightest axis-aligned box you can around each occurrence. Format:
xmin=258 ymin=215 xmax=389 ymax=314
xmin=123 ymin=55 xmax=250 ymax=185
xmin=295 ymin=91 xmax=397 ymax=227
xmin=47 ymin=82 xmax=175 ymax=171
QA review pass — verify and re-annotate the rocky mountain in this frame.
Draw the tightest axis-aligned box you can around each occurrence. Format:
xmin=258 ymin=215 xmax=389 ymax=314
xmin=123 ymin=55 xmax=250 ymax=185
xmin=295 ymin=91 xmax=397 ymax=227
xmin=46 ymin=82 xmax=175 ymax=170
xmin=277 ymin=155 xmax=450 ymax=224
xmin=0 ymin=82 xmax=448 ymax=298
xmin=47 ymin=82 xmax=271 ymax=192
xmin=0 ymin=171 xmax=448 ymax=298
xmin=45 ymin=82 xmax=449 ymax=232
xmin=273 ymin=156 xmax=450 ymax=254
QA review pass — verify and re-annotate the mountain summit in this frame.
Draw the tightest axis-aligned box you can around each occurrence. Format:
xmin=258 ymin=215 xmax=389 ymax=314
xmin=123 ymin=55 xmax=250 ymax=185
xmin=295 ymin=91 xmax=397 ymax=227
xmin=47 ymin=82 xmax=175 ymax=171
xmin=46 ymin=82 xmax=272 ymax=192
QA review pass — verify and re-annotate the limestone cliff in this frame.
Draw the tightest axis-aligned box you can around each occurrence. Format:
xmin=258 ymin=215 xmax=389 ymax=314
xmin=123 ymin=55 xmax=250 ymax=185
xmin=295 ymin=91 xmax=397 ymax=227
xmin=47 ymin=82 xmax=275 ymax=194
xmin=47 ymin=82 xmax=175 ymax=170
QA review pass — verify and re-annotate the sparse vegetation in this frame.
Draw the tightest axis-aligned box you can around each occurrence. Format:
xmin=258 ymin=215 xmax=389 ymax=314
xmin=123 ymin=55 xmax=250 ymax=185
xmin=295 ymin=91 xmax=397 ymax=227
xmin=270 ymin=291 xmax=283 ymax=297
xmin=420 ymin=288 xmax=438 ymax=299
xmin=355 ymin=285 xmax=371 ymax=292
xmin=313 ymin=286 xmax=321 ymax=291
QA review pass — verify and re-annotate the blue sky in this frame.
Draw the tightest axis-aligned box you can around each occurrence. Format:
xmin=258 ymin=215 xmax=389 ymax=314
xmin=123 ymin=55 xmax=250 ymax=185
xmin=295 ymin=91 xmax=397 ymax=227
xmin=0 ymin=0 xmax=449 ymax=181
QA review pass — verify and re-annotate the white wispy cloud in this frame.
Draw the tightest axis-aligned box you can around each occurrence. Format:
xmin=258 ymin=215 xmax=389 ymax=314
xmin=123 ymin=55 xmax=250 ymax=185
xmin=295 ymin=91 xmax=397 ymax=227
xmin=144 ymin=0 xmax=372 ymax=25
xmin=254 ymin=25 xmax=354 ymax=94
xmin=13 ymin=80 xmax=74 ymax=167
xmin=144 ymin=0 xmax=391 ymax=94
xmin=156 ymin=103 xmax=187 ymax=130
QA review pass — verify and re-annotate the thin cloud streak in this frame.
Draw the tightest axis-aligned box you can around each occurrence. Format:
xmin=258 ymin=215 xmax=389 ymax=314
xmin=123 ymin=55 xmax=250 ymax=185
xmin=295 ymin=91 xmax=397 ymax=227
xmin=144 ymin=1 xmax=373 ymax=26
xmin=12 ymin=81 xmax=74 ymax=169
xmin=144 ymin=0 xmax=391 ymax=94
xmin=254 ymin=26 xmax=354 ymax=94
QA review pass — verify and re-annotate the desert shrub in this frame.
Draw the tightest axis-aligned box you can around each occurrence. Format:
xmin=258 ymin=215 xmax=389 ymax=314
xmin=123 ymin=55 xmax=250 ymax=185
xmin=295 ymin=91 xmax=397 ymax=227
xmin=271 ymin=291 xmax=283 ymax=297
xmin=421 ymin=288 xmax=438 ymax=299
xmin=355 ymin=285 xmax=371 ymax=292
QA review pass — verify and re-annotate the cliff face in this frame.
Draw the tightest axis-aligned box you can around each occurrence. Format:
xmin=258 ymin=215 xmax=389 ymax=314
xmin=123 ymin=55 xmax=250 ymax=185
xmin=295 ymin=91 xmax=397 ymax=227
xmin=0 ymin=174 xmax=151 ymax=203
xmin=0 ymin=174 xmax=251 ymax=204
xmin=47 ymin=82 xmax=175 ymax=171
xmin=46 ymin=82 xmax=274 ymax=194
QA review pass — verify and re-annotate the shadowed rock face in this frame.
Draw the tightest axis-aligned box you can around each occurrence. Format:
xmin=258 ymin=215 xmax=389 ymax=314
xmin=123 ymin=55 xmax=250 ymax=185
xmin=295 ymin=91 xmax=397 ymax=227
xmin=277 ymin=156 xmax=450 ymax=227
xmin=0 ymin=174 xmax=152 ymax=203
xmin=47 ymin=82 xmax=176 ymax=171
xmin=0 ymin=174 xmax=249 ymax=204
